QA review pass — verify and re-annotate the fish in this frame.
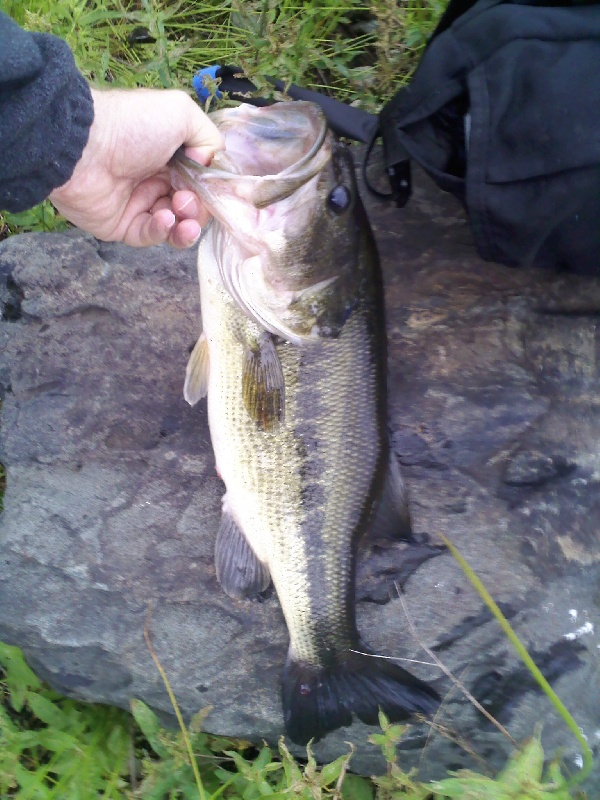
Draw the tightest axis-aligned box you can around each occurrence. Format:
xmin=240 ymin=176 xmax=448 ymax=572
xmin=169 ymin=101 xmax=439 ymax=745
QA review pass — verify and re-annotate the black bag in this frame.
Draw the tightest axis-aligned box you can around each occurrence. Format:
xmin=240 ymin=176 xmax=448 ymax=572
xmin=379 ymin=0 xmax=600 ymax=273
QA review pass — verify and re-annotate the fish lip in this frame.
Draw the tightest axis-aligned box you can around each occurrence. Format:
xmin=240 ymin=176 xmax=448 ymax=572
xmin=168 ymin=102 xmax=330 ymax=207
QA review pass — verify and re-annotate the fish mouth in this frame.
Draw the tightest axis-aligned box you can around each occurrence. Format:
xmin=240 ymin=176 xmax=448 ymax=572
xmin=169 ymin=101 xmax=335 ymax=344
xmin=169 ymin=101 xmax=330 ymax=208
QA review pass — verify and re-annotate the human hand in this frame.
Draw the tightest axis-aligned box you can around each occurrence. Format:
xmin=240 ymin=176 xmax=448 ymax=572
xmin=49 ymin=88 xmax=224 ymax=248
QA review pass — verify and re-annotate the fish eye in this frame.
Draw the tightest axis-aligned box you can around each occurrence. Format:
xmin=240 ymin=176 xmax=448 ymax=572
xmin=327 ymin=185 xmax=351 ymax=214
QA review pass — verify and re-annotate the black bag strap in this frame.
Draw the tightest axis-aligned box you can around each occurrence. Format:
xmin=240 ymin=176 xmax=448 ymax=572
xmin=362 ymin=126 xmax=412 ymax=206
xmin=195 ymin=65 xmax=412 ymax=205
xmin=203 ymin=65 xmax=379 ymax=144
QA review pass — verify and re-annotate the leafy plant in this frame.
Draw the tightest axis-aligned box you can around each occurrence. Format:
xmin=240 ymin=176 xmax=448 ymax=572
xmin=369 ymin=711 xmax=588 ymax=799
xmin=0 ymin=641 xmax=132 ymax=798
xmin=0 ymin=640 xmax=591 ymax=799
xmin=1 ymin=0 xmax=445 ymax=237
xmin=0 ymin=203 xmax=68 ymax=240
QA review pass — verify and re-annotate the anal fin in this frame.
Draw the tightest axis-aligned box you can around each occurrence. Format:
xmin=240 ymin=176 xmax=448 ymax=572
xmin=215 ymin=511 xmax=271 ymax=600
xmin=242 ymin=332 xmax=285 ymax=431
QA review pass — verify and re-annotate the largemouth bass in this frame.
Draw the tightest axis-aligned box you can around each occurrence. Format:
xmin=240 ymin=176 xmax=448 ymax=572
xmin=170 ymin=101 xmax=439 ymax=745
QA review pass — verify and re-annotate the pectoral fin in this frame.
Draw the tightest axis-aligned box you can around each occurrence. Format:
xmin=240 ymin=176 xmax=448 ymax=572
xmin=184 ymin=332 xmax=209 ymax=406
xmin=368 ymin=452 xmax=414 ymax=543
xmin=242 ymin=332 xmax=285 ymax=431
xmin=215 ymin=510 xmax=271 ymax=600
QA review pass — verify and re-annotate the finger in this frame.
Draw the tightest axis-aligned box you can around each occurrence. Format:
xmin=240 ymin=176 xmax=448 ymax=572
xmin=167 ymin=218 xmax=202 ymax=249
xmin=183 ymin=99 xmax=224 ymax=153
xmin=151 ymin=196 xmax=173 ymax=214
xmin=171 ymin=190 xmax=212 ymax=226
xmin=110 ymin=176 xmax=172 ymax=242
xmin=153 ymin=193 xmax=210 ymax=233
xmin=172 ymin=190 xmax=199 ymax=218
xmin=185 ymin=145 xmax=219 ymax=166
xmin=123 ymin=207 xmax=176 ymax=247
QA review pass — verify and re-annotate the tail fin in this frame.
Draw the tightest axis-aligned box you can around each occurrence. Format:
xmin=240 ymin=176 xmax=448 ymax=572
xmin=281 ymin=648 xmax=439 ymax=745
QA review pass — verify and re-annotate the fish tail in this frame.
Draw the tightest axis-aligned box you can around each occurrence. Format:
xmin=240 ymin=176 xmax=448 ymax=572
xmin=281 ymin=647 xmax=440 ymax=746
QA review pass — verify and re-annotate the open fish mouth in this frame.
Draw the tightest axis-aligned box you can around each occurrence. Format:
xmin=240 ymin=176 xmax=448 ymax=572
xmin=170 ymin=101 xmax=330 ymax=208
xmin=170 ymin=102 xmax=339 ymax=345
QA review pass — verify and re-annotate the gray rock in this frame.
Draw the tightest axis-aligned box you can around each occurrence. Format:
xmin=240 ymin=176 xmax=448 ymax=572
xmin=0 ymin=166 xmax=599 ymax=787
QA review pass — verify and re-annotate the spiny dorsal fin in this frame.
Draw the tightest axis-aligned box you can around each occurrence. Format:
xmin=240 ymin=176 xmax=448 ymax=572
xmin=242 ymin=332 xmax=285 ymax=431
xmin=184 ymin=332 xmax=209 ymax=406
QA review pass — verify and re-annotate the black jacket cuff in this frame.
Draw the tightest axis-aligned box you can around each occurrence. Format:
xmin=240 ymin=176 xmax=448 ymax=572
xmin=0 ymin=20 xmax=94 ymax=212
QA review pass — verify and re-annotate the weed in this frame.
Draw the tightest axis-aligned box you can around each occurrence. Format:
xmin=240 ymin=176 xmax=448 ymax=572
xmin=0 ymin=643 xmax=588 ymax=799
xmin=0 ymin=203 xmax=68 ymax=240
xmin=0 ymin=641 xmax=132 ymax=798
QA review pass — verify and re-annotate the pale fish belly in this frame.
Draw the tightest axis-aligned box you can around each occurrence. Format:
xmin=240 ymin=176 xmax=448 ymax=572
xmin=198 ymin=225 xmax=384 ymax=668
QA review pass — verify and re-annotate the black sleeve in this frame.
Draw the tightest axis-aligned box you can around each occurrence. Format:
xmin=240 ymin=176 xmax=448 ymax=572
xmin=0 ymin=12 xmax=94 ymax=212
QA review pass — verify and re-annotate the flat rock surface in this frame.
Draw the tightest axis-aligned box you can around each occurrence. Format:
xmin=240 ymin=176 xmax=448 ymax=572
xmin=0 ymin=164 xmax=599 ymax=785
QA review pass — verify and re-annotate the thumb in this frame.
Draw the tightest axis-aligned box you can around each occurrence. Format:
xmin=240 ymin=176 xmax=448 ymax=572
xmin=184 ymin=99 xmax=224 ymax=165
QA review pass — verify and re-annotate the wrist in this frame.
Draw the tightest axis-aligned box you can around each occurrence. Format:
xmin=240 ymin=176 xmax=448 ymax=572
xmin=50 ymin=88 xmax=112 ymax=207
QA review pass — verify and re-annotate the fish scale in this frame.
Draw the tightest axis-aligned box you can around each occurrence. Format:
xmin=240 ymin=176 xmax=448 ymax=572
xmin=170 ymin=101 xmax=439 ymax=744
xmin=200 ymin=222 xmax=379 ymax=665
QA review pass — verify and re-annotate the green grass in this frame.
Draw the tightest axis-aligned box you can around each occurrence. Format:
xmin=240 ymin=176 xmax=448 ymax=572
xmin=0 ymin=2 xmax=594 ymax=797
xmin=0 ymin=641 xmax=588 ymax=799
xmin=3 ymin=0 xmax=442 ymax=99
xmin=0 ymin=0 xmax=442 ymax=237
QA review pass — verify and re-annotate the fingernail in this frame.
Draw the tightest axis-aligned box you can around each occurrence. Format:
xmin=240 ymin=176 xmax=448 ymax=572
xmin=178 ymin=196 xmax=196 ymax=212
xmin=165 ymin=211 xmax=176 ymax=229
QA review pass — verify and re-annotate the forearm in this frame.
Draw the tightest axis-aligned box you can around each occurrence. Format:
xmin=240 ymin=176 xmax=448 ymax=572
xmin=0 ymin=11 xmax=94 ymax=212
